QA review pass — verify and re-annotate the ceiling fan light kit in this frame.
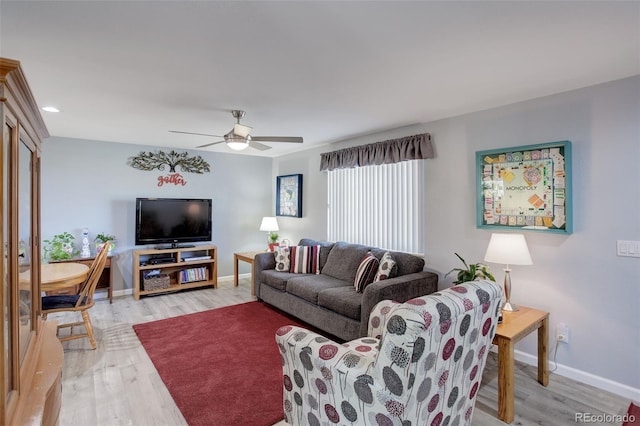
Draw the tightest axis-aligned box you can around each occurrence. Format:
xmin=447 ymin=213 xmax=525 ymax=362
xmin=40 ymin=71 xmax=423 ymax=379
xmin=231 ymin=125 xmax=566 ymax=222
xmin=226 ymin=142 xmax=249 ymax=151
xmin=170 ymin=110 xmax=303 ymax=152
xmin=226 ymin=137 xmax=250 ymax=151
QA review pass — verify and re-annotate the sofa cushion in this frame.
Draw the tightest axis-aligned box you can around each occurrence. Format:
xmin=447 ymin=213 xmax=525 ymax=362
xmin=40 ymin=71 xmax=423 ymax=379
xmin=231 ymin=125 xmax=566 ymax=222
xmin=317 ymin=286 xmax=363 ymax=320
xmin=321 ymin=241 xmax=371 ymax=283
xmin=298 ymin=239 xmax=335 ymax=270
xmin=261 ymin=269 xmax=298 ymax=292
xmin=286 ymin=274 xmax=349 ymax=304
xmin=289 ymin=245 xmax=321 ymax=274
xmin=354 ymin=252 xmax=379 ymax=292
xmin=370 ymin=248 xmax=425 ymax=276
xmin=374 ymin=251 xmax=396 ymax=281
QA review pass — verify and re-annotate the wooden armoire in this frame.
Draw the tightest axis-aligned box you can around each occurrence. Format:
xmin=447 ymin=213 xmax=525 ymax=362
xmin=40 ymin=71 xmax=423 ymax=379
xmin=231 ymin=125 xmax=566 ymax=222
xmin=1 ymin=58 xmax=63 ymax=425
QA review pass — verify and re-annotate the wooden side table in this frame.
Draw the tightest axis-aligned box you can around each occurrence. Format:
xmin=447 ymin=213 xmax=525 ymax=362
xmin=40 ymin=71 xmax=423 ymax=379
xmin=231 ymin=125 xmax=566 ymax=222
xmin=49 ymin=256 xmax=113 ymax=303
xmin=233 ymin=250 xmax=267 ymax=296
xmin=492 ymin=306 xmax=549 ymax=423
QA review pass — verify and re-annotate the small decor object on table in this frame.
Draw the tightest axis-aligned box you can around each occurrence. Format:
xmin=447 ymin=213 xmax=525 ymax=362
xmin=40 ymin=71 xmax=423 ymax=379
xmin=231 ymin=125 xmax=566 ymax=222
xmin=80 ymin=228 xmax=91 ymax=258
xmin=43 ymin=232 xmax=79 ymax=261
xmin=268 ymin=232 xmax=280 ymax=252
xmin=95 ymin=233 xmax=116 ymax=256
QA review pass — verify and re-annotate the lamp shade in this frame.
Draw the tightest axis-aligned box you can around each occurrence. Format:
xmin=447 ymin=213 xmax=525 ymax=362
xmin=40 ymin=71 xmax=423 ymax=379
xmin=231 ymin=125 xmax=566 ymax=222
xmin=259 ymin=217 xmax=279 ymax=232
xmin=484 ymin=233 xmax=532 ymax=266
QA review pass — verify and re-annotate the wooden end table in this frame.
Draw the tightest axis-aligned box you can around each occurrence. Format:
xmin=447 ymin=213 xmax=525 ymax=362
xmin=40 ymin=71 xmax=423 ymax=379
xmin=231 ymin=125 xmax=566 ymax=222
xmin=50 ymin=256 xmax=113 ymax=303
xmin=233 ymin=250 xmax=267 ymax=296
xmin=492 ymin=306 xmax=549 ymax=423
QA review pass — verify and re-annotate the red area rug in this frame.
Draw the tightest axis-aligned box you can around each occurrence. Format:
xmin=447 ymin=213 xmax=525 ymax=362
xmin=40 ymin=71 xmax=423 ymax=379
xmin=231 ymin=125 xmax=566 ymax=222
xmin=133 ymin=301 xmax=306 ymax=426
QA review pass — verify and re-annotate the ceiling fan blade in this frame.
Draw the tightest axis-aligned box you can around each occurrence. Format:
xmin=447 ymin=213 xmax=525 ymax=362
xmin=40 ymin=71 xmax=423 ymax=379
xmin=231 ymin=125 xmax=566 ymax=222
xmin=251 ymin=136 xmax=303 ymax=143
xmin=169 ymin=130 xmax=224 ymax=138
xmin=233 ymin=123 xmax=252 ymax=138
xmin=196 ymin=140 xmax=226 ymax=148
xmin=249 ymin=141 xmax=272 ymax=151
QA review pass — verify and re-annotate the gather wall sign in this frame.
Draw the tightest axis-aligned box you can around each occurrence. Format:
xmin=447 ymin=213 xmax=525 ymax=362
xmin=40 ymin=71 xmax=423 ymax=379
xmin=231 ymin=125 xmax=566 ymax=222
xmin=127 ymin=150 xmax=211 ymax=187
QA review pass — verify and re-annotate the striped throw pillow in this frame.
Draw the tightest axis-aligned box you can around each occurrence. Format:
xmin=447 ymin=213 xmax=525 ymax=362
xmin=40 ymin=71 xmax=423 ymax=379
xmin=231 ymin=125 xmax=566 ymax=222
xmin=354 ymin=252 xmax=379 ymax=292
xmin=289 ymin=245 xmax=321 ymax=274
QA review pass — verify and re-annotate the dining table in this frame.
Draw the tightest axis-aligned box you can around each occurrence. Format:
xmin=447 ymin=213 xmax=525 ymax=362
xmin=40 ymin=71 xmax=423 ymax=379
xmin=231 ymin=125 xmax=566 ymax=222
xmin=39 ymin=262 xmax=90 ymax=292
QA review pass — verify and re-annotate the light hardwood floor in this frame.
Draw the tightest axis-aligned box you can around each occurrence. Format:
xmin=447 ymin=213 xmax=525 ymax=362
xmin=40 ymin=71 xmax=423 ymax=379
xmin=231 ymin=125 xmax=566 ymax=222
xmin=50 ymin=277 xmax=631 ymax=425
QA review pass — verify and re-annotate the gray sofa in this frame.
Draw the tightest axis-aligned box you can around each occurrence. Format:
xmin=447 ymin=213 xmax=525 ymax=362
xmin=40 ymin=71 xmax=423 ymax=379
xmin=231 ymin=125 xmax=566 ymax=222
xmin=253 ymin=239 xmax=438 ymax=341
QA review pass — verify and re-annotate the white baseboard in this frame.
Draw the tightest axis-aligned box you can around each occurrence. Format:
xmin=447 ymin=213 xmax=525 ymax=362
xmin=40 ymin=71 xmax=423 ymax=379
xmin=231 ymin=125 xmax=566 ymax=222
xmin=510 ymin=348 xmax=640 ymax=402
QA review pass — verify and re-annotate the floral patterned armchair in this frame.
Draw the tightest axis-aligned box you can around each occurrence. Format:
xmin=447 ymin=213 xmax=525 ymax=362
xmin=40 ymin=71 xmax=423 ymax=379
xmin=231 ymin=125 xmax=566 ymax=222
xmin=275 ymin=279 xmax=503 ymax=425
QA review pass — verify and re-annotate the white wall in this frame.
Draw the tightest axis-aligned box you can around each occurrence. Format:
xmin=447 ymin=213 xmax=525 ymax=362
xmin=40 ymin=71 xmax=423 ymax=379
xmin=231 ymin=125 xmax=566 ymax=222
xmin=41 ymin=137 xmax=273 ymax=288
xmin=274 ymin=76 xmax=640 ymax=398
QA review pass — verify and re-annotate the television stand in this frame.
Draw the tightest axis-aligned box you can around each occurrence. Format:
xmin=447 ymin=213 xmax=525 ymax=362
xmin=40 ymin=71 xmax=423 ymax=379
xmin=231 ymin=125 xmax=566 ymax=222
xmin=133 ymin=245 xmax=217 ymax=300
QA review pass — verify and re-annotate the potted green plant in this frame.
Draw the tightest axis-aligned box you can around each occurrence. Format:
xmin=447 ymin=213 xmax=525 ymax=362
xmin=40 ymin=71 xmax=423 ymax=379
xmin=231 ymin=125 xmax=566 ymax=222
xmin=95 ymin=233 xmax=116 ymax=255
xmin=43 ymin=232 xmax=79 ymax=261
xmin=445 ymin=252 xmax=495 ymax=284
xmin=268 ymin=232 xmax=279 ymax=252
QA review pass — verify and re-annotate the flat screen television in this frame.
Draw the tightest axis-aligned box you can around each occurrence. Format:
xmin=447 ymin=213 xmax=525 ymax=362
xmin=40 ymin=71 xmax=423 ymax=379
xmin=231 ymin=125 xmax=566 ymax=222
xmin=135 ymin=198 xmax=212 ymax=247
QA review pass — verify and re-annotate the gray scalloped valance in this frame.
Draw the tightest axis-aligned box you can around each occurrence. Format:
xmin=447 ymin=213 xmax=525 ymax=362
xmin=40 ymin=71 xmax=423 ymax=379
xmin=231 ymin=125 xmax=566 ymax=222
xmin=319 ymin=133 xmax=433 ymax=171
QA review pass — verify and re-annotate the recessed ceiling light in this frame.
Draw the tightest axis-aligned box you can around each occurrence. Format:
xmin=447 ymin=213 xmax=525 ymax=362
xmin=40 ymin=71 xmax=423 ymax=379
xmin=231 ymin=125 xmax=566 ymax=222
xmin=42 ymin=106 xmax=60 ymax=113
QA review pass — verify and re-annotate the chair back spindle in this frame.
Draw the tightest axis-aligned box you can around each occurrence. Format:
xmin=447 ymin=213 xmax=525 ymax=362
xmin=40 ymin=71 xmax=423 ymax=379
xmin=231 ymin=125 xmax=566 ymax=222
xmin=75 ymin=244 xmax=109 ymax=308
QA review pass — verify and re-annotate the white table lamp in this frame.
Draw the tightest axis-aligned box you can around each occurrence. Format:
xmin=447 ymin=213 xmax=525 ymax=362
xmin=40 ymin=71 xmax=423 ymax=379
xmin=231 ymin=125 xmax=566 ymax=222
xmin=484 ymin=233 xmax=532 ymax=312
xmin=259 ymin=216 xmax=279 ymax=249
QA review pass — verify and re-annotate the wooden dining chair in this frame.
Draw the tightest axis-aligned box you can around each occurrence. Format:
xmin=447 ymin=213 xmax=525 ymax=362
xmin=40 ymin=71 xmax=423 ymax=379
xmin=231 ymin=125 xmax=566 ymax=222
xmin=41 ymin=245 xmax=110 ymax=349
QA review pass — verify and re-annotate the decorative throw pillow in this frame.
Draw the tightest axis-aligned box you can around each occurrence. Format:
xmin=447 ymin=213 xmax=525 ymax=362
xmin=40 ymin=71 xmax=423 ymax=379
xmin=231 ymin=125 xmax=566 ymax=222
xmin=374 ymin=251 xmax=396 ymax=282
xmin=274 ymin=247 xmax=290 ymax=272
xmin=289 ymin=245 xmax=321 ymax=274
xmin=354 ymin=252 xmax=379 ymax=292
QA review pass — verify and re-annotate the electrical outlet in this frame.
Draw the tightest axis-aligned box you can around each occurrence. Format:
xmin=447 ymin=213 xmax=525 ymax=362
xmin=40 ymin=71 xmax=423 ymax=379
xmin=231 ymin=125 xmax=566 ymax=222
xmin=556 ymin=323 xmax=570 ymax=344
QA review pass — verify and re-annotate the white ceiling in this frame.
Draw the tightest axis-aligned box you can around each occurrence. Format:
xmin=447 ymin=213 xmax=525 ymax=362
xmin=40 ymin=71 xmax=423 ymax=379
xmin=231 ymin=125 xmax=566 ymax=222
xmin=1 ymin=1 xmax=639 ymax=157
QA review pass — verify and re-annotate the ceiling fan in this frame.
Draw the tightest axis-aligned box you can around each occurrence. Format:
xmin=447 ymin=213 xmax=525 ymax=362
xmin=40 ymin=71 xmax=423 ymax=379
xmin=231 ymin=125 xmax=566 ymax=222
xmin=169 ymin=110 xmax=303 ymax=151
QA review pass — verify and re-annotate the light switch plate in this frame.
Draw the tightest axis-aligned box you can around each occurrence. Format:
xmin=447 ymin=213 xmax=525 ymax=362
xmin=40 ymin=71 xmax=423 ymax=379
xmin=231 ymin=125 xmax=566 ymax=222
xmin=617 ymin=240 xmax=640 ymax=258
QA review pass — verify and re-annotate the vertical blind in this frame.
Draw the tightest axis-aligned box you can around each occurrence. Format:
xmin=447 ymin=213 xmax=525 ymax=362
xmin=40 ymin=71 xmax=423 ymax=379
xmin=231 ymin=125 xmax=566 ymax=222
xmin=327 ymin=160 xmax=425 ymax=254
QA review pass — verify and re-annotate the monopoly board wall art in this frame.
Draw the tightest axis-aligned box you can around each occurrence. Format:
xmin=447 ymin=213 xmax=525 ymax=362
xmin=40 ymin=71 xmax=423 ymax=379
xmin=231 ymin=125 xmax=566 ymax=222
xmin=476 ymin=140 xmax=572 ymax=234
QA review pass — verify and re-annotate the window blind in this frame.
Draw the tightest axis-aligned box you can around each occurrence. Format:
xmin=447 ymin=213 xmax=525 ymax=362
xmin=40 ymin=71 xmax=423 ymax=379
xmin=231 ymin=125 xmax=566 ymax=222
xmin=327 ymin=160 xmax=425 ymax=254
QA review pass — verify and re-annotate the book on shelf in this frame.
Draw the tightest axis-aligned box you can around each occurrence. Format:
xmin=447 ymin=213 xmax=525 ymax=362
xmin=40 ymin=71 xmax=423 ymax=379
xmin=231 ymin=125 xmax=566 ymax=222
xmin=180 ymin=267 xmax=208 ymax=283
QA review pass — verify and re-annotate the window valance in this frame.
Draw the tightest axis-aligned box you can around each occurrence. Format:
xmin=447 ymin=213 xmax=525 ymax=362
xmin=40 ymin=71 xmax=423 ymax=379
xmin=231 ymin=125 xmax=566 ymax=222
xmin=319 ymin=133 xmax=433 ymax=171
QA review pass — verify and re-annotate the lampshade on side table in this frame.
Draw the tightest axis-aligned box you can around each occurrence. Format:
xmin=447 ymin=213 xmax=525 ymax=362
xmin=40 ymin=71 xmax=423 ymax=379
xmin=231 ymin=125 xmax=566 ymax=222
xmin=259 ymin=216 xmax=279 ymax=251
xmin=484 ymin=233 xmax=533 ymax=312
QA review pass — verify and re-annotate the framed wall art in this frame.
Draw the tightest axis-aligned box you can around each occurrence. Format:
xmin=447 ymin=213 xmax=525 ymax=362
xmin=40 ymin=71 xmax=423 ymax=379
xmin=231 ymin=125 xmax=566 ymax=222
xmin=276 ymin=174 xmax=303 ymax=218
xmin=476 ymin=140 xmax=572 ymax=234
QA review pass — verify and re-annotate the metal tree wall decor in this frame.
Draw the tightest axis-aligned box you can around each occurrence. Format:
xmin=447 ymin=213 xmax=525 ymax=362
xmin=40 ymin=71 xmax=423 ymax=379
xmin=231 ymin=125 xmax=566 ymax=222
xmin=128 ymin=150 xmax=211 ymax=187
